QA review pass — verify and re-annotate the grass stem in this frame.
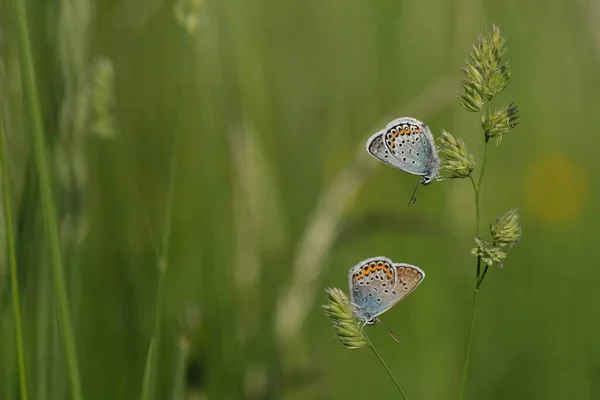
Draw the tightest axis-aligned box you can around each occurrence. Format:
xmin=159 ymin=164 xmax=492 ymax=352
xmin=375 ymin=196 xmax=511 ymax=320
xmin=364 ymin=331 xmax=409 ymax=400
xmin=458 ymin=285 xmax=478 ymax=400
xmin=141 ymin=144 xmax=177 ymax=400
xmin=459 ymin=132 xmax=489 ymax=399
xmin=0 ymin=110 xmax=28 ymax=400
xmin=10 ymin=0 xmax=82 ymax=398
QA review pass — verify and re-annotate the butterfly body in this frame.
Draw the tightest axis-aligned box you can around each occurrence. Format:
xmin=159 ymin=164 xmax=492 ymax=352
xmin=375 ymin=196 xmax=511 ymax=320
xmin=366 ymin=117 xmax=439 ymax=185
xmin=348 ymin=256 xmax=425 ymax=324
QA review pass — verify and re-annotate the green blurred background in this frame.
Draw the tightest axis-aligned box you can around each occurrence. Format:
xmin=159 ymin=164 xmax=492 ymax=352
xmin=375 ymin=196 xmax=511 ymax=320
xmin=1 ymin=0 xmax=599 ymax=399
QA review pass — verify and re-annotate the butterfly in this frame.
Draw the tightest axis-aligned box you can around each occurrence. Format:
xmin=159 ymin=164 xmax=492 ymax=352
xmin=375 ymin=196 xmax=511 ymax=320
xmin=349 ymin=256 xmax=425 ymax=333
xmin=366 ymin=117 xmax=439 ymax=204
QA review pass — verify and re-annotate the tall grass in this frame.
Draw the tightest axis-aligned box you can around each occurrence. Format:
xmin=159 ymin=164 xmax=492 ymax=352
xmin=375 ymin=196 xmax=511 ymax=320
xmin=0 ymin=103 xmax=28 ymax=400
xmin=9 ymin=0 xmax=82 ymax=398
xmin=0 ymin=0 xmax=598 ymax=399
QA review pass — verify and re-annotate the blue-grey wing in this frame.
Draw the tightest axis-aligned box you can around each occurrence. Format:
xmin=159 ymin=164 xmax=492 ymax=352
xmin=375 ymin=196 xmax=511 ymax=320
xmin=378 ymin=117 xmax=439 ymax=178
xmin=348 ymin=257 xmax=398 ymax=322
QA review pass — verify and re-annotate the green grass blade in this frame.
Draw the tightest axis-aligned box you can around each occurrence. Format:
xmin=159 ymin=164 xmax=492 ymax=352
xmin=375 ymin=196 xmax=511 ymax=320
xmin=0 ymin=114 xmax=28 ymax=400
xmin=141 ymin=146 xmax=177 ymax=400
xmin=140 ymin=339 xmax=156 ymax=400
xmin=9 ymin=0 xmax=82 ymax=398
xmin=170 ymin=337 xmax=189 ymax=400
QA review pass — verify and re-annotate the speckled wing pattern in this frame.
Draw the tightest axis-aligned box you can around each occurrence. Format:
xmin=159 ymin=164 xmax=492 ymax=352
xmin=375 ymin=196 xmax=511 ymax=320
xmin=348 ymin=256 xmax=425 ymax=323
xmin=366 ymin=117 xmax=439 ymax=181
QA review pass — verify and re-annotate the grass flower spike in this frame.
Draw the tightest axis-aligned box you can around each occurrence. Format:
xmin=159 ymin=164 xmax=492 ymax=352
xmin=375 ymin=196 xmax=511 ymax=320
xmin=322 ymin=287 xmax=366 ymax=350
xmin=491 ymin=208 xmax=522 ymax=248
xmin=482 ymin=103 xmax=520 ymax=144
xmin=471 ymin=237 xmax=507 ymax=267
xmin=465 ymin=25 xmax=510 ymax=100
xmin=459 ymin=79 xmax=484 ymax=112
xmin=90 ymin=56 xmax=116 ymax=139
xmin=438 ymin=130 xmax=475 ymax=179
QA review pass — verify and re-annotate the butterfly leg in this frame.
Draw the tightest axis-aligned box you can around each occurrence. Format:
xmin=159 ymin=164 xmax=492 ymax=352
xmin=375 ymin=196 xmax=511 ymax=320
xmin=375 ymin=318 xmax=400 ymax=342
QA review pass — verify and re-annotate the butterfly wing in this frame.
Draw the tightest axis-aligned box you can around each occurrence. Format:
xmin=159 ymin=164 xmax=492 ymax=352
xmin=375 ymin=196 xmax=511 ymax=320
xmin=367 ymin=117 xmax=439 ymax=180
xmin=349 ymin=256 xmax=407 ymax=322
xmin=386 ymin=263 xmax=425 ymax=309
xmin=384 ymin=117 xmax=439 ymax=178
xmin=366 ymin=130 xmax=411 ymax=172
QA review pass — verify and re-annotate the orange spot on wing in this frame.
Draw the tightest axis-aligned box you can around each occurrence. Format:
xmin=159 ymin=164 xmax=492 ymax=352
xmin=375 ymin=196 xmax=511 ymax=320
xmin=376 ymin=263 xmax=383 ymax=270
xmin=386 ymin=272 xmax=393 ymax=280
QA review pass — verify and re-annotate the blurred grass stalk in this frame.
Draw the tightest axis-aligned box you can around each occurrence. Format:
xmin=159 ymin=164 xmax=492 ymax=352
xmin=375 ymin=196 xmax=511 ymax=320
xmin=141 ymin=146 xmax=177 ymax=400
xmin=0 ymin=104 xmax=28 ymax=399
xmin=170 ymin=337 xmax=190 ymax=400
xmin=9 ymin=0 xmax=82 ymax=398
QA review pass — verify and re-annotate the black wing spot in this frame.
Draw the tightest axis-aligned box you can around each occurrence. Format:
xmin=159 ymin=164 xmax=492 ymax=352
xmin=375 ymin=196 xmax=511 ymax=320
xmin=376 ymin=298 xmax=381 ymax=302
xmin=412 ymin=161 xmax=415 ymax=164
xmin=402 ymin=157 xmax=406 ymax=162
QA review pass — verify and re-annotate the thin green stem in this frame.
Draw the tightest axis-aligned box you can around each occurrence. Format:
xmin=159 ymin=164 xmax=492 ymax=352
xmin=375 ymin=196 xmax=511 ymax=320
xmin=458 ymin=284 xmax=478 ymax=400
xmin=141 ymin=146 xmax=177 ymax=400
xmin=0 ymin=114 xmax=28 ymax=400
xmin=459 ymin=112 xmax=490 ymax=399
xmin=10 ymin=0 xmax=82 ymax=398
xmin=477 ymin=264 xmax=489 ymax=290
xmin=364 ymin=332 xmax=409 ymax=400
xmin=170 ymin=337 xmax=189 ymax=400
xmin=468 ymin=176 xmax=481 ymax=278
xmin=468 ymin=176 xmax=480 ymax=239
xmin=140 ymin=339 xmax=155 ymax=400
xmin=477 ymin=141 xmax=489 ymax=207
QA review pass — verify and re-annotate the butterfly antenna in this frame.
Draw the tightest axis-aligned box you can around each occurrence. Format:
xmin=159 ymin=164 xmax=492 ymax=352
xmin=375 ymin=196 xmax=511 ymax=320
xmin=408 ymin=182 xmax=420 ymax=206
xmin=376 ymin=318 xmax=400 ymax=342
